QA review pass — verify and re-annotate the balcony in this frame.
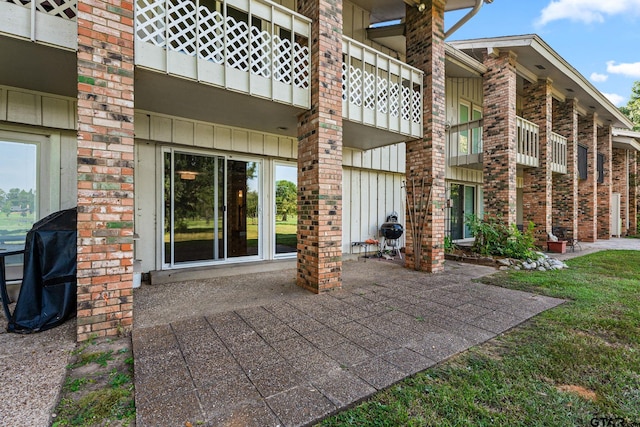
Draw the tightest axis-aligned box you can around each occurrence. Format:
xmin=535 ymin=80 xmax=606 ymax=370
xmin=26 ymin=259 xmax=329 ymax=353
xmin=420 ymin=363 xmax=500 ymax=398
xmin=0 ymin=0 xmax=77 ymax=49
xmin=550 ymin=131 xmax=568 ymax=174
xmin=135 ymin=0 xmax=311 ymax=109
xmin=516 ymin=116 xmax=539 ymax=168
xmin=342 ymin=36 xmax=423 ymax=148
xmin=446 ymin=118 xmax=483 ymax=168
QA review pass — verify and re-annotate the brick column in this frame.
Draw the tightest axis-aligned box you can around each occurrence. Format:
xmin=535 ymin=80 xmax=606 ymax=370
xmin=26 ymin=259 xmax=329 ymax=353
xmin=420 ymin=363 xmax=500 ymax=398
xmin=296 ymin=0 xmax=343 ymax=292
xmin=578 ymin=114 xmax=597 ymax=242
xmin=481 ymin=51 xmax=518 ymax=224
xmin=552 ymin=98 xmax=578 ymax=238
xmin=404 ymin=0 xmax=446 ymax=273
xmin=597 ymin=126 xmax=612 ymax=239
xmin=522 ymin=79 xmax=553 ymax=247
xmin=630 ymin=151 xmax=638 ymax=235
xmin=76 ymin=0 xmax=135 ymax=341
xmin=612 ymin=148 xmax=628 ymax=234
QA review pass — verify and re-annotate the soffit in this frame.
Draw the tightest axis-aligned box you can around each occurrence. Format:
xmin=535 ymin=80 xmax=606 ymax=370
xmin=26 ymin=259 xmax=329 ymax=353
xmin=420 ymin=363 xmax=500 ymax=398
xmin=348 ymin=0 xmax=480 ymax=24
xmin=612 ymin=129 xmax=640 ymax=152
xmin=449 ymin=35 xmax=634 ymax=129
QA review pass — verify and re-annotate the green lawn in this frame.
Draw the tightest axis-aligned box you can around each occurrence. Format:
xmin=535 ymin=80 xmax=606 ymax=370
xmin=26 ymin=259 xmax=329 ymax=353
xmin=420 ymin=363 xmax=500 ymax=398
xmin=318 ymin=250 xmax=640 ymax=427
xmin=0 ymin=212 xmax=34 ymax=244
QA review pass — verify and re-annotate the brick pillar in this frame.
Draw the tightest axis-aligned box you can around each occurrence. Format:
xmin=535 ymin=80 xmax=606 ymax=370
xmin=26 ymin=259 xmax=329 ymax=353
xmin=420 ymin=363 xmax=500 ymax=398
xmin=578 ymin=114 xmax=597 ymax=242
xmin=404 ymin=0 xmax=446 ymax=273
xmin=296 ymin=0 xmax=343 ymax=292
xmin=630 ymin=151 xmax=638 ymax=235
xmin=597 ymin=126 xmax=612 ymax=239
xmin=522 ymin=79 xmax=553 ymax=247
xmin=481 ymin=51 xmax=518 ymax=224
xmin=76 ymin=0 xmax=135 ymax=341
xmin=552 ymin=98 xmax=578 ymax=238
xmin=612 ymin=148 xmax=628 ymax=235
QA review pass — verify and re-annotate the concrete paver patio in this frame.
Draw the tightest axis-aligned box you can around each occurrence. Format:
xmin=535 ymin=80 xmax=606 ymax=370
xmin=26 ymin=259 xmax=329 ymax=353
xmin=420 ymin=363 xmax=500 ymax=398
xmin=132 ymin=259 xmax=564 ymax=427
xmin=3 ymin=238 xmax=636 ymax=426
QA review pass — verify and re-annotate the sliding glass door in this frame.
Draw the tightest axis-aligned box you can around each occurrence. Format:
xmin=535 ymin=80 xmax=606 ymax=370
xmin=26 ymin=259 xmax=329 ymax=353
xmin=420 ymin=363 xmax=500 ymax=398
xmin=449 ymin=184 xmax=476 ymax=240
xmin=163 ymin=150 xmax=261 ymax=267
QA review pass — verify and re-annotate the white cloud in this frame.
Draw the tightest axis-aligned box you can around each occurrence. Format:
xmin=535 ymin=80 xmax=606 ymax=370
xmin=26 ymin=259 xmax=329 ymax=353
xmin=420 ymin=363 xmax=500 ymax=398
xmin=602 ymin=92 xmax=626 ymax=106
xmin=535 ymin=0 xmax=640 ymax=26
xmin=590 ymin=72 xmax=608 ymax=83
xmin=606 ymin=61 xmax=640 ymax=78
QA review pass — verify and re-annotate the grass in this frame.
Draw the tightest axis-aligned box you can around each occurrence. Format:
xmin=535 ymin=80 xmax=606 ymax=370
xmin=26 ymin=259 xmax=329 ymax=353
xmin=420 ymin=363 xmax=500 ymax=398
xmin=52 ymin=338 xmax=135 ymax=427
xmin=317 ymin=250 xmax=640 ymax=427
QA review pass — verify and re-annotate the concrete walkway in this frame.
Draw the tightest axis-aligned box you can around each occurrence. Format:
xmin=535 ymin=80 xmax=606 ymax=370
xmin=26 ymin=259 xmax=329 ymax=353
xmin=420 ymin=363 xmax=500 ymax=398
xmin=0 ymin=318 xmax=75 ymax=426
xmin=132 ymin=258 xmax=563 ymax=427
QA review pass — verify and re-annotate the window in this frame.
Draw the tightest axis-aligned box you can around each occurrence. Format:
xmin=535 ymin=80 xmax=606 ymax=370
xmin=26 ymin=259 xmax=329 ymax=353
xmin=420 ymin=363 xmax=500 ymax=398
xmin=471 ymin=107 xmax=483 ymax=154
xmin=578 ymin=144 xmax=588 ymax=180
xmin=458 ymin=103 xmax=470 ymax=155
xmin=597 ymin=153 xmax=605 ymax=184
xmin=0 ymin=140 xmax=38 ymax=250
xmin=274 ymin=164 xmax=297 ymax=256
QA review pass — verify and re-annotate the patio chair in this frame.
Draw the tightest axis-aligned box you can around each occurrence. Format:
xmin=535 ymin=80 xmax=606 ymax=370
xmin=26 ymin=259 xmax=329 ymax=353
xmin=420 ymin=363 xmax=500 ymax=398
xmin=551 ymin=226 xmax=581 ymax=252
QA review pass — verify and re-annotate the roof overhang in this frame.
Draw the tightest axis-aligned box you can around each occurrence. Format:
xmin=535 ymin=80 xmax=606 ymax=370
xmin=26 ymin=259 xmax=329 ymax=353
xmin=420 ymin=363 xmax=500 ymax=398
xmin=612 ymin=128 xmax=640 ymax=152
xmin=350 ymin=0 xmax=483 ymax=25
xmin=448 ymin=35 xmax=634 ymax=129
xmin=446 ymin=44 xmax=486 ymax=77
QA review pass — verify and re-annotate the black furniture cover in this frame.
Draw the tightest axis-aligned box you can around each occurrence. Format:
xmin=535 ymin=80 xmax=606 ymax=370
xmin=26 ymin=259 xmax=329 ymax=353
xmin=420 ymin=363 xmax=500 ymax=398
xmin=0 ymin=207 xmax=77 ymax=333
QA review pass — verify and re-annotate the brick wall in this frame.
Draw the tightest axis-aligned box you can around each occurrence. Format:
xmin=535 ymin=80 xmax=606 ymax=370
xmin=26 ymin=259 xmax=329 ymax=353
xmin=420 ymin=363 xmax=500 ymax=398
xmin=481 ymin=51 xmax=518 ymax=225
xmin=552 ymin=98 xmax=578 ymax=238
xmin=404 ymin=0 xmax=446 ymax=273
xmin=296 ymin=0 xmax=343 ymax=292
xmin=577 ymin=114 xmax=597 ymax=242
xmin=597 ymin=125 xmax=612 ymax=239
xmin=522 ymin=79 xmax=552 ymax=246
xmin=76 ymin=0 xmax=135 ymax=341
xmin=612 ymin=148 xmax=628 ymax=235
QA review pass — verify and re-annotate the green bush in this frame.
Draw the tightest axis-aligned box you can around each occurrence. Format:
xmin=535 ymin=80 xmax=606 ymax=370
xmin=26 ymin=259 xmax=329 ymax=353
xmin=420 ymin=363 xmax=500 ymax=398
xmin=466 ymin=214 xmax=538 ymax=260
xmin=443 ymin=235 xmax=456 ymax=253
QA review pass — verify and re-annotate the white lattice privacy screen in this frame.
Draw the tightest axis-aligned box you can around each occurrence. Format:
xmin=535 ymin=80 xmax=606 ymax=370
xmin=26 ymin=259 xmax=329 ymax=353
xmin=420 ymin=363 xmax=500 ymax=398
xmin=342 ymin=36 xmax=423 ymax=140
xmin=135 ymin=0 xmax=311 ymax=108
xmin=0 ymin=0 xmax=77 ymax=48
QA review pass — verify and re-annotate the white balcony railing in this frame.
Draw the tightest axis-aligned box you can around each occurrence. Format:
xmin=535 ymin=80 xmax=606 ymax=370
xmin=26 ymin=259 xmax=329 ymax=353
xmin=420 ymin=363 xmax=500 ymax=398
xmin=550 ymin=131 xmax=568 ymax=174
xmin=135 ymin=0 xmax=311 ymax=108
xmin=446 ymin=118 xmax=483 ymax=167
xmin=516 ymin=116 xmax=539 ymax=167
xmin=342 ymin=36 xmax=423 ymax=139
xmin=0 ymin=0 xmax=77 ymax=49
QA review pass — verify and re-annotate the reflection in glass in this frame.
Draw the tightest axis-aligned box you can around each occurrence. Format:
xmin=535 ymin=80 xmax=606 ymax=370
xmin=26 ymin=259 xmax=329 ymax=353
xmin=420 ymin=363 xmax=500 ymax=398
xmin=0 ymin=141 xmax=37 ymax=252
xmin=275 ymin=165 xmax=297 ymax=254
xmin=227 ymin=160 xmax=259 ymax=258
xmin=164 ymin=152 xmax=261 ymax=265
xmin=449 ymin=184 xmax=475 ymax=240
xmin=164 ymin=152 xmax=223 ymax=264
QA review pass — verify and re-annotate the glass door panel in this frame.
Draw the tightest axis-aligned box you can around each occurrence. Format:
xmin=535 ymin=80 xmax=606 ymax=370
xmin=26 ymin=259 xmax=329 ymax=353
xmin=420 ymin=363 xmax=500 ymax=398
xmin=227 ymin=160 xmax=260 ymax=258
xmin=464 ymin=186 xmax=475 ymax=238
xmin=164 ymin=152 xmax=224 ymax=265
xmin=450 ymin=184 xmax=463 ymax=240
xmin=275 ymin=164 xmax=297 ymax=255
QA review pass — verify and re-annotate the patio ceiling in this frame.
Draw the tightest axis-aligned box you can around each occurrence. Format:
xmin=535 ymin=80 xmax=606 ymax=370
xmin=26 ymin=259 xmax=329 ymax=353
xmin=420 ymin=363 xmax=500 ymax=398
xmin=349 ymin=0 xmax=483 ymax=24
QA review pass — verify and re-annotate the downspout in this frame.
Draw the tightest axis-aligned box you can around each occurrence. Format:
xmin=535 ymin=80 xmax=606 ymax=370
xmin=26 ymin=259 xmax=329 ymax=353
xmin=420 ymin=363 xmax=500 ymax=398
xmin=444 ymin=0 xmax=491 ymax=39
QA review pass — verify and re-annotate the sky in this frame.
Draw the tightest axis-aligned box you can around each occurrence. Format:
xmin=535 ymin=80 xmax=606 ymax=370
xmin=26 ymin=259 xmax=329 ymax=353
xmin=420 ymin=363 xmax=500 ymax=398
xmin=446 ymin=0 xmax=640 ymax=107
xmin=0 ymin=141 xmax=37 ymax=193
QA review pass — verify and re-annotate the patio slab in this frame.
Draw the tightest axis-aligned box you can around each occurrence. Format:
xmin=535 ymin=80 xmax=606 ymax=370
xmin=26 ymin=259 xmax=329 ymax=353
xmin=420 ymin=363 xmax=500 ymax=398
xmin=133 ymin=258 xmax=564 ymax=427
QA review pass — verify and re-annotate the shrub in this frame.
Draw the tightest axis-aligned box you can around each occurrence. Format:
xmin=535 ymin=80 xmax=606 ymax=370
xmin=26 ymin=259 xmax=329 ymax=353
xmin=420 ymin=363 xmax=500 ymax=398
xmin=466 ymin=214 xmax=538 ymax=260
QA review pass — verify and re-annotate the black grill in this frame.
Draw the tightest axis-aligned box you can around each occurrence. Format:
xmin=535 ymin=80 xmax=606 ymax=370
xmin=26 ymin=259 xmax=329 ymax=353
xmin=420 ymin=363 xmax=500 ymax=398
xmin=380 ymin=222 xmax=403 ymax=240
